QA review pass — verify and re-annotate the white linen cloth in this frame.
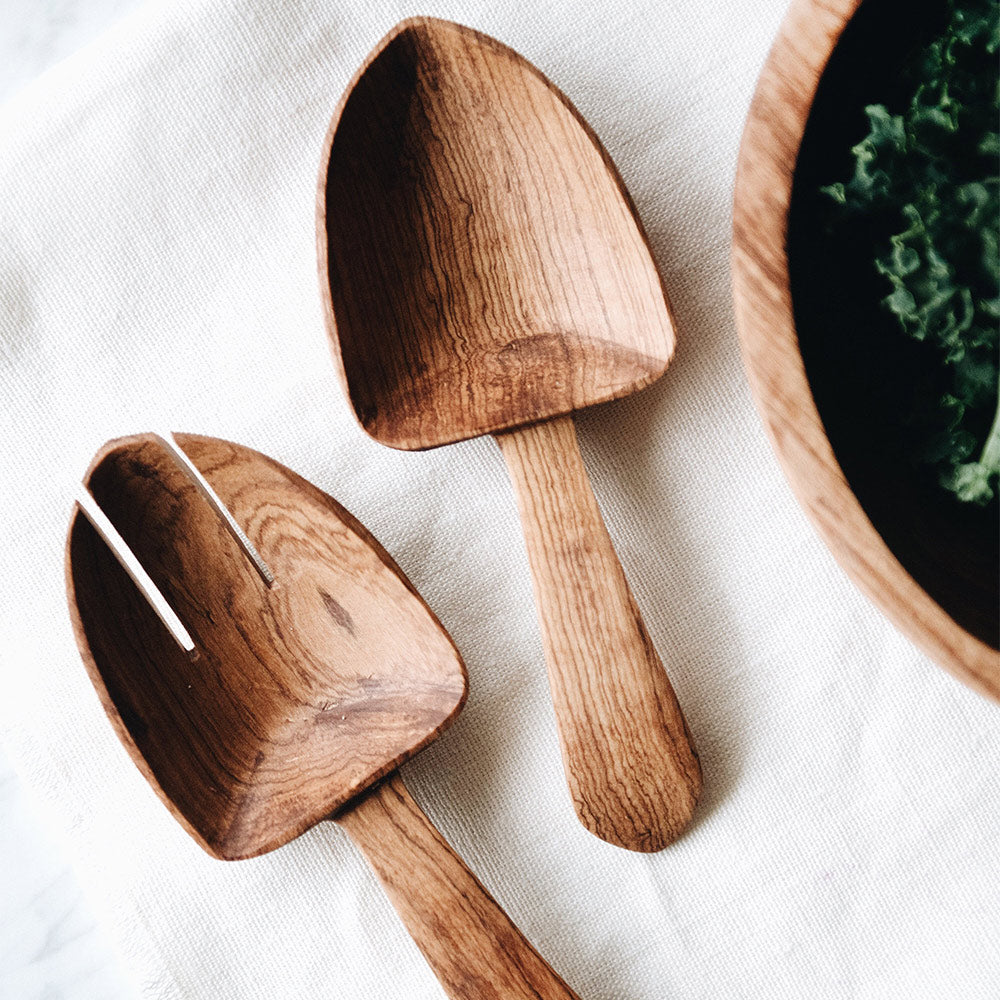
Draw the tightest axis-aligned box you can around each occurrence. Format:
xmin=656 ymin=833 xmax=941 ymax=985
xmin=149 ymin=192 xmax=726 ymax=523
xmin=1 ymin=0 xmax=997 ymax=997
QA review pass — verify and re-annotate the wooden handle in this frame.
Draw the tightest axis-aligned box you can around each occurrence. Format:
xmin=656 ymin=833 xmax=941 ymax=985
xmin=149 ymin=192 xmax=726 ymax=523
xmin=335 ymin=773 xmax=581 ymax=1000
xmin=495 ymin=416 xmax=701 ymax=852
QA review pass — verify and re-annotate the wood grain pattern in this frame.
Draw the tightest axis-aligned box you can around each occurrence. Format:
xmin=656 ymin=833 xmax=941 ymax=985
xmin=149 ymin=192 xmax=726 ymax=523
xmin=497 ymin=417 xmax=700 ymax=849
xmin=66 ymin=434 xmax=580 ymax=999
xmin=67 ymin=434 xmax=466 ymax=859
xmin=319 ymin=17 xmax=674 ymax=450
xmin=337 ymin=774 xmax=580 ymax=1000
xmin=731 ymin=0 xmax=1000 ymax=699
xmin=318 ymin=17 xmax=700 ymax=849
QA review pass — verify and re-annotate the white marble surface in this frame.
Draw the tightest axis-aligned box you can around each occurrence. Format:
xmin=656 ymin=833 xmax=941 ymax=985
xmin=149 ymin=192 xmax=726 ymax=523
xmin=1 ymin=0 xmax=142 ymax=102
xmin=1 ymin=9 xmax=143 ymax=999
xmin=0 ymin=749 xmax=135 ymax=999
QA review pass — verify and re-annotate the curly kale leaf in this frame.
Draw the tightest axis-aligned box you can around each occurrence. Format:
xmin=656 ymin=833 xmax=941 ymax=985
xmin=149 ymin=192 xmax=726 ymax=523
xmin=822 ymin=0 xmax=1000 ymax=505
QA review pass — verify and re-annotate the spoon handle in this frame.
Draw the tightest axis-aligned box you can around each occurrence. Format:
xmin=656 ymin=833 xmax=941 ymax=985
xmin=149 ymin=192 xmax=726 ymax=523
xmin=335 ymin=773 xmax=581 ymax=1000
xmin=495 ymin=415 xmax=701 ymax=852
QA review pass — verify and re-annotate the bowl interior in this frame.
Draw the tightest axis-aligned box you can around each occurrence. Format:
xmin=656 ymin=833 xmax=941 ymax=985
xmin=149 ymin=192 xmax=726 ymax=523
xmin=788 ymin=0 xmax=999 ymax=649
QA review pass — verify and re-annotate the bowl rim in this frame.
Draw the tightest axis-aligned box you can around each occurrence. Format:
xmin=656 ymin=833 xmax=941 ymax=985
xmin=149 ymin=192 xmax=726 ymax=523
xmin=730 ymin=0 xmax=1000 ymax=700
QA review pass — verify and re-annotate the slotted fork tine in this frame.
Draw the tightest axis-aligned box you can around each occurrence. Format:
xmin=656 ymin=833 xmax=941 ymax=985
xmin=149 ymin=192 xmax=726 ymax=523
xmin=74 ymin=431 xmax=277 ymax=656
xmin=75 ymin=486 xmax=198 ymax=657
xmin=156 ymin=433 xmax=275 ymax=587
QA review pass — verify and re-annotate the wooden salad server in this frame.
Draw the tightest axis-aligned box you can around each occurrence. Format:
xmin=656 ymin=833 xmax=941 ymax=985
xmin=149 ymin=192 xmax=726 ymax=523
xmin=318 ymin=18 xmax=701 ymax=851
xmin=65 ymin=432 xmax=580 ymax=1000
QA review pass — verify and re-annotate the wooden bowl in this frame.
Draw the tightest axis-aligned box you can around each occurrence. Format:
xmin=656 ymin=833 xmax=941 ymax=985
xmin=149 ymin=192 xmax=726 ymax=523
xmin=731 ymin=0 xmax=1000 ymax=700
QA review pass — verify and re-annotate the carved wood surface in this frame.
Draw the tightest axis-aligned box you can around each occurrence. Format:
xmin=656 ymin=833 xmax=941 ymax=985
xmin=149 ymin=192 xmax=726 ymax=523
xmin=731 ymin=0 xmax=1000 ymax=699
xmin=497 ymin=417 xmax=701 ymax=850
xmin=67 ymin=433 xmax=468 ymax=858
xmin=66 ymin=433 xmax=580 ymax=998
xmin=318 ymin=17 xmax=701 ymax=848
xmin=319 ymin=17 xmax=674 ymax=451
xmin=337 ymin=774 xmax=581 ymax=1000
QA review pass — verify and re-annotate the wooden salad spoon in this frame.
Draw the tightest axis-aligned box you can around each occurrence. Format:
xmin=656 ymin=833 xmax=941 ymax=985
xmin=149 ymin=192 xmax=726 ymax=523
xmin=65 ymin=432 xmax=580 ymax=1000
xmin=318 ymin=17 xmax=701 ymax=851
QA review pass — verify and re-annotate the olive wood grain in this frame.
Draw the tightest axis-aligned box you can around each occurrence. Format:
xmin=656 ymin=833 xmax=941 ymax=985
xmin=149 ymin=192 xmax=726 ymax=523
xmin=318 ymin=16 xmax=701 ymax=848
xmin=496 ymin=417 xmax=700 ymax=850
xmin=318 ymin=17 xmax=675 ymax=451
xmin=731 ymin=0 xmax=1000 ymax=698
xmin=337 ymin=774 xmax=580 ymax=1000
xmin=66 ymin=434 xmax=581 ymax=999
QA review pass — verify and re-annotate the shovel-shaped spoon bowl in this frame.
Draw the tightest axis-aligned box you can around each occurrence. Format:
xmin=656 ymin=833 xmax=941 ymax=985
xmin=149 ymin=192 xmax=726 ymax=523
xmin=66 ymin=433 xmax=579 ymax=1000
xmin=318 ymin=17 xmax=701 ymax=851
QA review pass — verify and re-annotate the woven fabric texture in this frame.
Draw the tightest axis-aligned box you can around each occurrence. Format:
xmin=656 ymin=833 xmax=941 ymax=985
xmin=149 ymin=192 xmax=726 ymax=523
xmin=1 ymin=0 xmax=997 ymax=997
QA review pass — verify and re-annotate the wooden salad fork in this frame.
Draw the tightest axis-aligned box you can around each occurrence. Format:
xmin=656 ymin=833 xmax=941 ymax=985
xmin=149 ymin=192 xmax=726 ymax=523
xmin=65 ymin=432 xmax=580 ymax=1000
xmin=318 ymin=17 xmax=701 ymax=851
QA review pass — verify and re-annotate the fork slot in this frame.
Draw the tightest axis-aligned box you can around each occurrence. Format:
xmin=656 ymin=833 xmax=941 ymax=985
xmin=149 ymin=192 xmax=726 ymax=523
xmin=75 ymin=486 xmax=198 ymax=657
xmin=75 ymin=432 xmax=277 ymax=656
xmin=156 ymin=433 xmax=275 ymax=587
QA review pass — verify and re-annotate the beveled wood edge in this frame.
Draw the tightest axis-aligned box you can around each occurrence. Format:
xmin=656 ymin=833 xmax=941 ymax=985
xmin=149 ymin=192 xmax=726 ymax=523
xmin=65 ymin=433 xmax=470 ymax=859
xmin=314 ymin=15 xmax=679 ymax=452
xmin=731 ymin=0 xmax=1000 ymax=701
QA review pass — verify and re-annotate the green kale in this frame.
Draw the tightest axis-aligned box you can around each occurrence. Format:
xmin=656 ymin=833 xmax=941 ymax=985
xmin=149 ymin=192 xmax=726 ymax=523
xmin=822 ymin=0 xmax=1000 ymax=504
